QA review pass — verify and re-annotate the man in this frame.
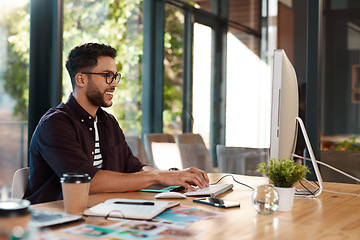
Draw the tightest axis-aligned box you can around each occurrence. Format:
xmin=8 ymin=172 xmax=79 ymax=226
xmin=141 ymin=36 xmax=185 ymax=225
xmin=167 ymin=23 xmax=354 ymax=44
xmin=24 ymin=43 xmax=209 ymax=204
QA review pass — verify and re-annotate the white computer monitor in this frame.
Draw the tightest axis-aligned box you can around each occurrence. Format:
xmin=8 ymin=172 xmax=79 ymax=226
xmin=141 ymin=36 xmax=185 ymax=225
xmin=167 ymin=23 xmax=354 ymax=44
xmin=269 ymin=49 xmax=323 ymax=197
xmin=269 ymin=49 xmax=299 ymax=160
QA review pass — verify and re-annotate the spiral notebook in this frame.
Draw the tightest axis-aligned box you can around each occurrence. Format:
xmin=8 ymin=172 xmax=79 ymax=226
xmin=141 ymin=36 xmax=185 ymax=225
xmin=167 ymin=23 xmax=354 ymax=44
xmin=83 ymin=198 xmax=179 ymax=220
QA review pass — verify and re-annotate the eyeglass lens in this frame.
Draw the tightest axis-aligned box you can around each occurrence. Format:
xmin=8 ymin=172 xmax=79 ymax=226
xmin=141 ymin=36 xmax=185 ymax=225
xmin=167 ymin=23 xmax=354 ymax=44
xmin=106 ymin=72 xmax=121 ymax=84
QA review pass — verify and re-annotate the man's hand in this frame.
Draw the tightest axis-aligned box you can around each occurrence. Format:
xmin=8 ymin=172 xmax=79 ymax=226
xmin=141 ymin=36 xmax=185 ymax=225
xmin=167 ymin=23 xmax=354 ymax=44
xmin=157 ymin=167 xmax=209 ymax=191
xmin=90 ymin=167 xmax=209 ymax=194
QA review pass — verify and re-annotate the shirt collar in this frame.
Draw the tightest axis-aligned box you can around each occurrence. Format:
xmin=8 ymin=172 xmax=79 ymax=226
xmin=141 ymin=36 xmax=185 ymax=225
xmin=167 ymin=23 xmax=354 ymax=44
xmin=66 ymin=93 xmax=108 ymax=124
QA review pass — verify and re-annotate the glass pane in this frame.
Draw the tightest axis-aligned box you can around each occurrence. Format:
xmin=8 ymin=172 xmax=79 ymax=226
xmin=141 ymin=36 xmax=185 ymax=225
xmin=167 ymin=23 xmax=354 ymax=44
xmin=329 ymin=0 xmax=360 ymax=10
xmin=321 ymin=7 xmax=360 ymax=151
xmin=181 ymin=0 xmax=261 ymax=31
xmin=0 ymin=0 xmax=30 ymax=193
xmin=226 ymin=26 xmax=268 ymax=148
xmin=229 ymin=0 xmax=261 ymax=31
xmin=193 ymin=23 xmax=212 ymax=148
xmin=179 ymin=0 xmax=211 ymax=12
xmin=163 ymin=4 xmax=184 ymax=135
xmin=63 ymin=0 xmax=143 ymax=135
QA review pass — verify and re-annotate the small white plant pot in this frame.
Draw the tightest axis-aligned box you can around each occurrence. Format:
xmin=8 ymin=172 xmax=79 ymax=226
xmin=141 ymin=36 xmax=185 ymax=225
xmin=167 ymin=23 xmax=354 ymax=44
xmin=274 ymin=187 xmax=295 ymax=212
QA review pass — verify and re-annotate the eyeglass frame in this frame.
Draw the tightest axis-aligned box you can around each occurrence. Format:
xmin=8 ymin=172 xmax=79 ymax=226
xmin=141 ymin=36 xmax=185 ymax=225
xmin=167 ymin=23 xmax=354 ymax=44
xmin=82 ymin=72 xmax=121 ymax=84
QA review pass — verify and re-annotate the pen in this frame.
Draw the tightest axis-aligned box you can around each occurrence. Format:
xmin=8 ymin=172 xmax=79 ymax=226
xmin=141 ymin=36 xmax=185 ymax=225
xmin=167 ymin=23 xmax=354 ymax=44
xmin=113 ymin=201 xmax=155 ymax=206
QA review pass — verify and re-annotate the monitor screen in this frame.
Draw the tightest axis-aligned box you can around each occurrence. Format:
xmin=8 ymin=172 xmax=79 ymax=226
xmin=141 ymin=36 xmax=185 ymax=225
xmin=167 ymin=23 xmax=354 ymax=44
xmin=269 ymin=49 xmax=299 ymax=160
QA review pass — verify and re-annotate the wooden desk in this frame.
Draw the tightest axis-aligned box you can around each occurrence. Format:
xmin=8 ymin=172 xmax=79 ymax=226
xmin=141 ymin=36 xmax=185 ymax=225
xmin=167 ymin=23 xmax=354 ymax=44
xmin=33 ymin=173 xmax=360 ymax=240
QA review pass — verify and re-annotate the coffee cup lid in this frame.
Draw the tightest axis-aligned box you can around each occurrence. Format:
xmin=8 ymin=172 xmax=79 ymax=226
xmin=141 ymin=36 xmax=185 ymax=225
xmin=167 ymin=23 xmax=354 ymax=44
xmin=60 ymin=173 xmax=91 ymax=183
xmin=0 ymin=199 xmax=30 ymax=217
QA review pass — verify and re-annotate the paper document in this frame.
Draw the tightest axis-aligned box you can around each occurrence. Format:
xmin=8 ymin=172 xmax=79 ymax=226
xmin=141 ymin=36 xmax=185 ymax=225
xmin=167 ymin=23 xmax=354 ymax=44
xmin=83 ymin=198 xmax=179 ymax=220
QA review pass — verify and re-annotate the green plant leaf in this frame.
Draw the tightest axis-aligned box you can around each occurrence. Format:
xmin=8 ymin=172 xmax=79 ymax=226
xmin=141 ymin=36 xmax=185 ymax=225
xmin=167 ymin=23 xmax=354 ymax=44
xmin=257 ymin=158 xmax=310 ymax=188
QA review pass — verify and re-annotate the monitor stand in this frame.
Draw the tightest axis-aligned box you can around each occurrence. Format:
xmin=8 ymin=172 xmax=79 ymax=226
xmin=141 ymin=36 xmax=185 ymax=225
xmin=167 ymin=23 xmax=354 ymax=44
xmin=293 ymin=117 xmax=323 ymax=197
xmin=293 ymin=117 xmax=360 ymax=197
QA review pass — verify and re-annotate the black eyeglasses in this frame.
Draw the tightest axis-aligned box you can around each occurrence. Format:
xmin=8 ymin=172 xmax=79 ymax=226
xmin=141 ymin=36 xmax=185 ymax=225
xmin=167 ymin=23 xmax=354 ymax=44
xmin=82 ymin=72 xmax=121 ymax=84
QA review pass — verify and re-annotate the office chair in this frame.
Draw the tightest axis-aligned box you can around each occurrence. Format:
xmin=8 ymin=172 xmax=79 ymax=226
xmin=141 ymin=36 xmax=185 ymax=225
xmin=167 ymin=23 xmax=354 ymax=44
xmin=176 ymin=133 xmax=205 ymax=145
xmin=125 ymin=135 xmax=149 ymax=165
xmin=143 ymin=133 xmax=176 ymax=168
xmin=320 ymin=150 xmax=360 ymax=184
xmin=11 ymin=167 xmax=30 ymax=199
xmin=178 ymin=143 xmax=214 ymax=172
xmin=176 ymin=133 xmax=214 ymax=172
xmin=151 ymin=142 xmax=183 ymax=170
xmin=216 ymin=145 xmax=269 ymax=176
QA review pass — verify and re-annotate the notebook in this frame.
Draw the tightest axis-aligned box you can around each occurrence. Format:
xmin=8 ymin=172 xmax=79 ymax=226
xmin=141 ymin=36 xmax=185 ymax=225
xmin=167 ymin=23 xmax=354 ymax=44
xmin=184 ymin=184 xmax=234 ymax=198
xmin=29 ymin=208 xmax=83 ymax=229
xmin=83 ymin=198 xmax=179 ymax=220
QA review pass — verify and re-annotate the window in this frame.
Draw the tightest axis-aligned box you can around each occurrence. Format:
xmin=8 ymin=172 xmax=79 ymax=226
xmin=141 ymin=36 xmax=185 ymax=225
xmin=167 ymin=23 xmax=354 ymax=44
xmin=225 ymin=26 xmax=268 ymax=148
xmin=164 ymin=1 xmax=266 ymax=152
xmin=192 ymin=23 xmax=212 ymax=147
xmin=163 ymin=4 xmax=184 ymax=135
xmin=0 ymin=0 xmax=30 ymax=192
xmin=321 ymin=1 xmax=360 ymax=150
xmin=63 ymin=0 xmax=143 ymax=135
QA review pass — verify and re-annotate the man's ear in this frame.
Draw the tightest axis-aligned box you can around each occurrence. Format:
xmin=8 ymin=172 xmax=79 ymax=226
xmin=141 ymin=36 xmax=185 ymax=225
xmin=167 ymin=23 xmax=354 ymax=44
xmin=75 ymin=73 xmax=86 ymax=87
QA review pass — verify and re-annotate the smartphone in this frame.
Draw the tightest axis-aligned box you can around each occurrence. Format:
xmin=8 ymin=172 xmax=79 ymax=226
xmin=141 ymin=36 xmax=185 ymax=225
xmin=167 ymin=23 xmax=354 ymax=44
xmin=193 ymin=197 xmax=240 ymax=208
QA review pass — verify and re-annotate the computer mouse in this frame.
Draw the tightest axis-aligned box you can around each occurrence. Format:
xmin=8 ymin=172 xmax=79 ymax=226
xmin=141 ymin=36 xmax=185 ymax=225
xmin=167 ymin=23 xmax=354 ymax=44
xmin=154 ymin=192 xmax=187 ymax=199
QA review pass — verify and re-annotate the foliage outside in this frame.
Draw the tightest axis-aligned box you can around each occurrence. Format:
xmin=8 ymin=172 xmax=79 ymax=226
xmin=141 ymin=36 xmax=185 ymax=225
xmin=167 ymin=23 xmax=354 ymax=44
xmin=163 ymin=4 xmax=184 ymax=134
xmin=62 ymin=0 xmax=143 ymax=134
xmin=335 ymin=134 xmax=360 ymax=151
xmin=2 ymin=0 xmax=184 ymax=135
xmin=257 ymin=158 xmax=310 ymax=188
xmin=0 ymin=2 xmax=30 ymax=120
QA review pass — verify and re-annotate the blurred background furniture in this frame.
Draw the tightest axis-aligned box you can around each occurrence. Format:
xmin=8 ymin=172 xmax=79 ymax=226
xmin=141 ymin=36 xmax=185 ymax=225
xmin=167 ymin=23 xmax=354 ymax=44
xmin=151 ymin=142 xmax=183 ymax=170
xmin=216 ymin=145 xmax=269 ymax=176
xmin=320 ymin=150 xmax=360 ymax=184
xmin=177 ymin=133 xmax=205 ymax=145
xmin=178 ymin=143 xmax=214 ymax=172
xmin=177 ymin=133 xmax=214 ymax=172
xmin=125 ymin=135 xmax=149 ymax=165
xmin=143 ymin=133 xmax=176 ymax=168
xmin=11 ymin=167 xmax=29 ymax=198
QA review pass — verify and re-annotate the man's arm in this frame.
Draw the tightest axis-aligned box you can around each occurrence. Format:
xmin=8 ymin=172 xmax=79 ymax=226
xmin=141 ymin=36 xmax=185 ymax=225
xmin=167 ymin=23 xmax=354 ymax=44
xmin=89 ymin=167 xmax=209 ymax=194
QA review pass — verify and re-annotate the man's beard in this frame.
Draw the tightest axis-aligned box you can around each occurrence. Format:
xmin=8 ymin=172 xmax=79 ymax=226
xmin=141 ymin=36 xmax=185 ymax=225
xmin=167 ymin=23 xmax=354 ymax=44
xmin=86 ymin=79 xmax=113 ymax=108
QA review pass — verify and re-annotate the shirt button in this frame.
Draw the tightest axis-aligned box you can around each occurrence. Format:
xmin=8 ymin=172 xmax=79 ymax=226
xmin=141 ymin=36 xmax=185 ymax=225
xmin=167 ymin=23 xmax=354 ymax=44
xmin=89 ymin=127 xmax=93 ymax=131
xmin=81 ymin=119 xmax=84 ymax=122
xmin=89 ymin=116 xmax=92 ymax=120
xmin=92 ymin=151 xmax=95 ymax=155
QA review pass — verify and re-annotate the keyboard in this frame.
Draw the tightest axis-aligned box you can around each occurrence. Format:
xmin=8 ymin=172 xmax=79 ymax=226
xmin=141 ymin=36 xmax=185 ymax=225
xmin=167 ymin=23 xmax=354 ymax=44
xmin=184 ymin=184 xmax=234 ymax=198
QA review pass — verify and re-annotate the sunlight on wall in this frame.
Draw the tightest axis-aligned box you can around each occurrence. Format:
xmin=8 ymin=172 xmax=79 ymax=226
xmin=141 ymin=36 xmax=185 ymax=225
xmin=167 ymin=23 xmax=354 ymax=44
xmin=192 ymin=23 xmax=212 ymax=148
xmin=226 ymin=33 xmax=271 ymax=148
xmin=192 ymin=23 xmax=272 ymax=149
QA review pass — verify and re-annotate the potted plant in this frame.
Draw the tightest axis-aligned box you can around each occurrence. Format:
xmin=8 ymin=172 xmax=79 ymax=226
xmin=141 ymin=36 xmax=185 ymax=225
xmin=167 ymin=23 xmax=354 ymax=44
xmin=257 ymin=158 xmax=309 ymax=211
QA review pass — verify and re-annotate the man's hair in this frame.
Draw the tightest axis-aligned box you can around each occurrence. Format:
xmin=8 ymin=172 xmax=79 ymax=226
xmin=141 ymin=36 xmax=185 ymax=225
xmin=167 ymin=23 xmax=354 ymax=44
xmin=65 ymin=43 xmax=117 ymax=88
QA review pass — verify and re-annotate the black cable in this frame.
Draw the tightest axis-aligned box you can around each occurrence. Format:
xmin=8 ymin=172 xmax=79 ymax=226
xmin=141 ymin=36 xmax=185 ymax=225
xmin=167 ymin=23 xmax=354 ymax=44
xmin=312 ymin=180 xmax=320 ymax=188
xmin=211 ymin=174 xmax=255 ymax=190
xmin=295 ymin=180 xmax=322 ymax=196
xmin=295 ymin=181 xmax=315 ymax=196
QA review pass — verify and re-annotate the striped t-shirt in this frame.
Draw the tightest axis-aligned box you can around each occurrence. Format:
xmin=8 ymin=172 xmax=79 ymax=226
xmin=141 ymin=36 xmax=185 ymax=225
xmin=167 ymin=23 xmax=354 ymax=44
xmin=93 ymin=116 xmax=103 ymax=169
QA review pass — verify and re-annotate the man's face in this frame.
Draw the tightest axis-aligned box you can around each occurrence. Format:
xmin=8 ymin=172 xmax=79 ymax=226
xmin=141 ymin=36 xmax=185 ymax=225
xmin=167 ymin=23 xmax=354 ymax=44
xmin=86 ymin=56 xmax=118 ymax=108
